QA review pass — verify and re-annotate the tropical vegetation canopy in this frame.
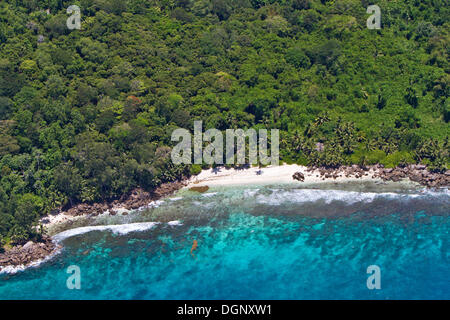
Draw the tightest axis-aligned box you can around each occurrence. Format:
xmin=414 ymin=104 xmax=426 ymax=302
xmin=0 ymin=0 xmax=448 ymax=245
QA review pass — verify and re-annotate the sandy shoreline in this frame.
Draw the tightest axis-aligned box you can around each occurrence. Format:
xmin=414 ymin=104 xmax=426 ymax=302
xmin=44 ymin=165 xmax=421 ymax=232
xmin=186 ymin=164 xmax=382 ymax=187
xmin=1 ymin=164 xmax=445 ymax=273
xmin=40 ymin=166 xmax=381 ymax=230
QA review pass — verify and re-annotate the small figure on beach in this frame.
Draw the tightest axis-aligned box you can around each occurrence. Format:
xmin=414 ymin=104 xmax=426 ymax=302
xmin=256 ymin=170 xmax=263 ymax=175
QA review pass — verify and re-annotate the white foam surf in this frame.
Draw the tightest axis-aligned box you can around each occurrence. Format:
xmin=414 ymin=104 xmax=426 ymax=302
xmin=53 ymin=222 xmax=160 ymax=242
xmin=255 ymin=188 xmax=449 ymax=206
xmin=0 ymin=220 xmax=186 ymax=274
xmin=202 ymin=192 xmax=218 ymax=197
xmin=167 ymin=220 xmax=183 ymax=226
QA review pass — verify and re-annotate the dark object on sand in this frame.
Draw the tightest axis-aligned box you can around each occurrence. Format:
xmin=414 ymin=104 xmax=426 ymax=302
xmin=293 ymin=172 xmax=305 ymax=181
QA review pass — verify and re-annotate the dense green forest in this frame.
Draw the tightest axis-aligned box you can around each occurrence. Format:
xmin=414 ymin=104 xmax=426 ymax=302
xmin=0 ymin=0 xmax=448 ymax=245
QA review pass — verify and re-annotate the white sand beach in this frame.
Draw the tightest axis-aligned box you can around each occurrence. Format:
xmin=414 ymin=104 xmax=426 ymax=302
xmin=185 ymin=164 xmax=380 ymax=187
xmin=41 ymin=164 xmax=421 ymax=234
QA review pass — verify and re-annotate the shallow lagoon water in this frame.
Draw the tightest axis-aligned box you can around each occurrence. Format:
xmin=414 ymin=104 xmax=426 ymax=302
xmin=0 ymin=183 xmax=448 ymax=299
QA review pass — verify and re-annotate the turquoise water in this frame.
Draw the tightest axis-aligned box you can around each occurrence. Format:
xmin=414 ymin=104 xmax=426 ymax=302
xmin=0 ymin=184 xmax=448 ymax=299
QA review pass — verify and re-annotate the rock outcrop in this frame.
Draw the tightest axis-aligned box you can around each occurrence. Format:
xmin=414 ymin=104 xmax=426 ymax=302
xmin=189 ymin=186 xmax=210 ymax=193
xmin=0 ymin=237 xmax=60 ymax=268
xmin=293 ymin=172 xmax=305 ymax=181
xmin=63 ymin=179 xmax=188 ymax=217
xmin=304 ymin=164 xmax=449 ymax=188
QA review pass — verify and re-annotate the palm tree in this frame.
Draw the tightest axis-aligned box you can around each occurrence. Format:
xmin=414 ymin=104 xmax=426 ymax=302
xmin=365 ymin=139 xmax=377 ymax=152
xmin=416 ymin=138 xmax=438 ymax=161
xmin=302 ymin=137 xmax=316 ymax=155
xmin=359 ymin=155 xmax=369 ymax=168
xmin=304 ymin=123 xmax=315 ymax=138
xmin=381 ymin=140 xmax=397 ymax=154
xmin=313 ymin=112 xmax=331 ymax=127
xmin=290 ymin=129 xmax=303 ymax=152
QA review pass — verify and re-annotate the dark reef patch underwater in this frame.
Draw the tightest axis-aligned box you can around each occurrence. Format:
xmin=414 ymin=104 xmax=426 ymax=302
xmin=0 ymin=183 xmax=448 ymax=300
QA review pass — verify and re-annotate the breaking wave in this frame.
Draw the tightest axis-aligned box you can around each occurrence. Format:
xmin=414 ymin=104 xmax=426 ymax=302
xmin=254 ymin=188 xmax=449 ymax=206
xmin=0 ymin=221 xmax=184 ymax=275
xmin=52 ymin=221 xmax=179 ymax=242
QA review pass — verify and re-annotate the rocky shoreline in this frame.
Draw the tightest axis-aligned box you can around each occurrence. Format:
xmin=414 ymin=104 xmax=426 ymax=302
xmin=1 ymin=165 xmax=448 ymax=272
xmin=296 ymin=164 xmax=450 ymax=188
xmin=59 ymin=179 xmax=188 ymax=218
xmin=0 ymin=236 xmax=61 ymax=271
xmin=0 ymin=179 xmax=187 ymax=271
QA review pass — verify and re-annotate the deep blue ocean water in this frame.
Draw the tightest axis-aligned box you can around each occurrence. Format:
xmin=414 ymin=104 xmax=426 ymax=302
xmin=0 ymin=183 xmax=448 ymax=299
